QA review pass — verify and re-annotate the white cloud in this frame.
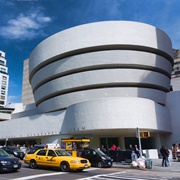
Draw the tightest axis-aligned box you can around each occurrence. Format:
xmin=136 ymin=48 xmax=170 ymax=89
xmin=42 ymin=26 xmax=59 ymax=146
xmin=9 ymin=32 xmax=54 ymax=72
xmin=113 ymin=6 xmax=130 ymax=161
xmin=9 ymin=15 xmax=39 ymax=29
xmin=37 ymin=16 xmax=51 ymax=23
xmin=0 ymin=12 xmax=51 ymax=40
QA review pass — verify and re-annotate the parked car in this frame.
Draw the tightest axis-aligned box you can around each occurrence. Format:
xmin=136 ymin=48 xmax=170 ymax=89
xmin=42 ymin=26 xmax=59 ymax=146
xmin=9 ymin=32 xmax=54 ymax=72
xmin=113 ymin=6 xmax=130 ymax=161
xmin=81 ymin=148 xmax=113 ymax=168
xmin=1 ymin=146 xmax=25 ymax=160
xmin=24 ymin=148 xmax=91 ymax=172
xmin=0 ymin=148 xmax=21 ymax=172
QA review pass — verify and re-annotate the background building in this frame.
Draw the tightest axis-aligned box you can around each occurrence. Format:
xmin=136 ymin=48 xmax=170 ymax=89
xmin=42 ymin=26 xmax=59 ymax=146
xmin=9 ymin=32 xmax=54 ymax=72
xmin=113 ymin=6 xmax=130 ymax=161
xmin=22 ymin=59 xmax=35 ymax=105
xmin=171 ymin=49 xmax=180 ymax=90
xmin=0 ymin=50 xmax=9 ymax=108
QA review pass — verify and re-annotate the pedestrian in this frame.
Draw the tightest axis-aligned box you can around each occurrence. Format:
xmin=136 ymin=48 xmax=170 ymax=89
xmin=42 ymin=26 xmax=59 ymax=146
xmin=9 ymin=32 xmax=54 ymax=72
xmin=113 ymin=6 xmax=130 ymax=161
xmin=166 ymin=147 xmax=171 ymax=166
xmin=160 ymin=145 xmax=169 ymax=167
xmin=176 ymin=144 xmax=180 ymax=161
xmin=129 ymin=144 xmax=134 ymax=152
xmin=110 ymin=144 xmax=117 ymax=162
xmin=111 ymin=144 xmax=116 ymax=151
xmin=134 ymin=145 xmax=140 ymax=158
xmin=116 ymin=145 xmax=121 ymax=151
xmin=172 ymin=144 xmax=177 ymax=161
xmin=128 ymin=144 xmax=137 ymax=161
xmin=100 ymin=145 xmax=107 ymax=154
xmin=26 ymin=145 xmax=31 ymax=153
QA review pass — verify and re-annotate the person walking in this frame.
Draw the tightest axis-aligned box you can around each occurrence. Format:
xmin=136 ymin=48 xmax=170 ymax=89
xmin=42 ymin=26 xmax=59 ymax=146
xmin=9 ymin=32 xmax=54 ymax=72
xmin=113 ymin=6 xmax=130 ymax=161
xmin=166 ymin=147 xmax=171 ymax=166
xmin=160 ymin=145 xmax=169 ymax=167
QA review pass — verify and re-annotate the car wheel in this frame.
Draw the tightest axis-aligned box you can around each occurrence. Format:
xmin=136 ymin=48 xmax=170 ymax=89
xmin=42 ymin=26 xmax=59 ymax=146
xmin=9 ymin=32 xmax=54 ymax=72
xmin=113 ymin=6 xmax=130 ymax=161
xmin=60 ymin=161 xmax=70 ymax=172
xmin=97 ymin=161 xmax=103 ymax=168
xmin=29 ymin=160 xmax=37 ymax=169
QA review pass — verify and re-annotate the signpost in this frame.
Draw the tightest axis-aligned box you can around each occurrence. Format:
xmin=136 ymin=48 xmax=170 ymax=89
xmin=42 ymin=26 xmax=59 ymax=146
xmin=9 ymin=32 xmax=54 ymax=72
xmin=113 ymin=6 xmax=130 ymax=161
xmin=136 ymin=127 xmax=143 ymax=158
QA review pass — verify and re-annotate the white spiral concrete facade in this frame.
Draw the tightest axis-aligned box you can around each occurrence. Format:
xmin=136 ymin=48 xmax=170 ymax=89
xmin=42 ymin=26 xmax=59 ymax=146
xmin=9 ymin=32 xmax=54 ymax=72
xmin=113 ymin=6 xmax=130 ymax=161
xmin=29 ymin=21 xmax=173 ymax=134
xmin=29 ymin=21 xmax=173 ymax=113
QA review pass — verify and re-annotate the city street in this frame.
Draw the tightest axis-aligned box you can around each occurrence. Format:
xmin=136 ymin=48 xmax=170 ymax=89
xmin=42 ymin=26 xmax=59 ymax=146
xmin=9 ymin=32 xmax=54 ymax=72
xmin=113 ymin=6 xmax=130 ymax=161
xmin=0 ymin=161 xmax=180 ymax=180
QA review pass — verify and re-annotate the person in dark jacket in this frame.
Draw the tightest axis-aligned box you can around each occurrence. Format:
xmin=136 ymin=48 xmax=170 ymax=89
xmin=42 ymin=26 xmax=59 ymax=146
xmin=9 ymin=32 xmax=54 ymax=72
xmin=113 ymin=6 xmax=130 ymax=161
xmin=129 ymin=144 xmax=135 ymax=152
xmin=160 ymin=145 xmax=169 ymax=167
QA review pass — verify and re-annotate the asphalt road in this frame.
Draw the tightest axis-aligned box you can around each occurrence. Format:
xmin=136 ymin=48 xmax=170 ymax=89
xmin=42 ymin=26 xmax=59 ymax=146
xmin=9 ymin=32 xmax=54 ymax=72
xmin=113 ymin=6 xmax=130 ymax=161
xmin=0 ymin=161 xmax=180 ymax=180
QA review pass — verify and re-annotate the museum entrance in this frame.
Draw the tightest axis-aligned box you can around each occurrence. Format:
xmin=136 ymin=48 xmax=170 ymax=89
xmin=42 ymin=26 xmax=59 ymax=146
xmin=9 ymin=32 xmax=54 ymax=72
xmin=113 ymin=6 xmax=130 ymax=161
xmin=100 ymin=137 xmax=119 ymax=149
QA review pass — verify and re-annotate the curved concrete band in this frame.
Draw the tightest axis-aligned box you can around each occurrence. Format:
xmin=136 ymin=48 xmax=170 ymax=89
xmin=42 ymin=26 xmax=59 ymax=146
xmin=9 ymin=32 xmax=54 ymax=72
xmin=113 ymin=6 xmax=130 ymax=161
xmin=62 ymin=98 xmax=171 ymax=134
xmin=36 ymin=88 xmax=167 ymax=113
xmin=31 ymin=50 xmax=172 ymax=90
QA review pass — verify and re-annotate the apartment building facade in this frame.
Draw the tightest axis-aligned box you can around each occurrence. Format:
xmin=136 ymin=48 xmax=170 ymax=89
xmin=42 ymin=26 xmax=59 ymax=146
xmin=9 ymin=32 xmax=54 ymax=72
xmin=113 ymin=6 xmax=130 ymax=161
xmin=171 ymin=49 xmax=180 ymax=90
xmin=0 ymin=50 xmax=9 ymax=108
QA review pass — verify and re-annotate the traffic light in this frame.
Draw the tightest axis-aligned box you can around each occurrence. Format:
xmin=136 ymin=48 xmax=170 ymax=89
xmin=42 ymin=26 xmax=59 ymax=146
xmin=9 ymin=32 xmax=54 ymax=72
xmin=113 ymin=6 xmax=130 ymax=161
xmin=141 ymin=131 xmax=150 ymax=138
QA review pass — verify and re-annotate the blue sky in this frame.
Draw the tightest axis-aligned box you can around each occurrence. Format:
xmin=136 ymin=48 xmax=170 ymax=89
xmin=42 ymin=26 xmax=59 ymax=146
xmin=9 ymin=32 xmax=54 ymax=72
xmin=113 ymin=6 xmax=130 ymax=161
xmin=0 ymin=0 xmax=180 ymax=104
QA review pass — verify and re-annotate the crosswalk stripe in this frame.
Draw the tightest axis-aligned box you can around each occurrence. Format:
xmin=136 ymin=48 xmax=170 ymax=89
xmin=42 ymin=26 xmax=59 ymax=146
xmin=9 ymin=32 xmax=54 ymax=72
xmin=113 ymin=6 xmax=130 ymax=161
xmin=75 ymin=171 xmax=168 ymax=180
xmin=12 ymin=172 xmax=67 ymax=180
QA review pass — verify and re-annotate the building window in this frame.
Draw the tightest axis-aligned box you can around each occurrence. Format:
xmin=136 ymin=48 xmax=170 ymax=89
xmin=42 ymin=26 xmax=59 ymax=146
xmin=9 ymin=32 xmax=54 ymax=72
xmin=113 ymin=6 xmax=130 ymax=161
xmin=1 ymin=95 xmax=5 ymax=100
xmin=1 ymin=85 xmax=6 ymax=90
xmin=0 ymin=60 xmax=5 ymax=65
xmin=0 ymin=68 xmax=6 ymax=73
xmin=2 ymin=76 xmax=7 ymax=80
xmin=0 ymin=101 xmax=4 ymax=105
xmin=1 ymin=90 xmax=5 ymax=95
xmin=2 ymin=81 xmax=6 ymax=85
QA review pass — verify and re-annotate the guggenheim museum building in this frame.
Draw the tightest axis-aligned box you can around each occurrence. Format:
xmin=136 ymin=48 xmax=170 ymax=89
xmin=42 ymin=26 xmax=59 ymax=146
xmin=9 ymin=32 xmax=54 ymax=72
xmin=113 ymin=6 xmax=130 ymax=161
xmin=1 ymin=21 xmax=180 ymax=155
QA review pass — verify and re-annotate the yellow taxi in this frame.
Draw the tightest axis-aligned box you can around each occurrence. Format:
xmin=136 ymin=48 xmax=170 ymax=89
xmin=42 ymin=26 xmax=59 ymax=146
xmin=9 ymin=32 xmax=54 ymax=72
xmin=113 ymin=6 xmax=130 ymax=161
xmin=24 ymin=148 xmax=91 ymax=172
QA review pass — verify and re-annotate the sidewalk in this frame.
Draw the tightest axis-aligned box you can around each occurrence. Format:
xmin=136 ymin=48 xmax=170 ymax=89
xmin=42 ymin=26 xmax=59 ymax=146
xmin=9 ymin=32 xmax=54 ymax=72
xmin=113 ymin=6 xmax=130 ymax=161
xmin=112 ymin=159 xmax=180 ymax=172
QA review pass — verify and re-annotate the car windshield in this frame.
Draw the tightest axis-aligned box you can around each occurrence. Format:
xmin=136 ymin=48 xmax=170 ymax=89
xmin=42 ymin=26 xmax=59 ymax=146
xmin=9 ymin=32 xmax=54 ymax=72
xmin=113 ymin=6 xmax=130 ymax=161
xmin=0 ymin=149 xmax=10 ymax=157
xmin=55 ymin=149 xmax=71 ymax=156
xmin=96 ymin=149 xmax=106 ymax=156
xmin=10 ymin=147 xmax=20 ymax=152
